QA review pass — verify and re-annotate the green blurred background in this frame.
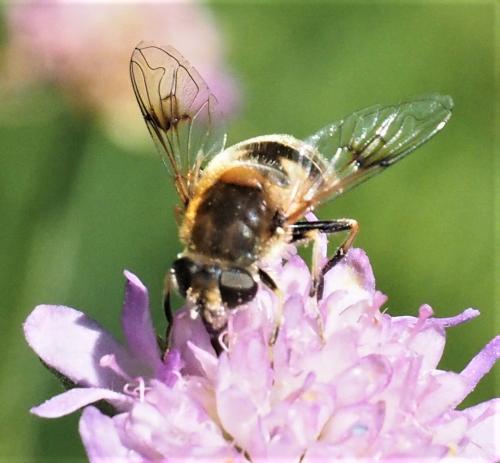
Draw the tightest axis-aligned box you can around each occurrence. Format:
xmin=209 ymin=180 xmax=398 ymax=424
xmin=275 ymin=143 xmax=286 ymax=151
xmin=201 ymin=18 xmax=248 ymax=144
xmin=0 ymin=2 xmax=497 ymax=461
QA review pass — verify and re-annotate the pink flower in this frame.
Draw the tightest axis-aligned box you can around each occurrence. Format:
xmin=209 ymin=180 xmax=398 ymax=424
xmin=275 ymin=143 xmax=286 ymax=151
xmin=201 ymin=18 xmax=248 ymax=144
xmin=24 ymin=246 xmax=499 ymax=462
xmin=3 ymin=1 xmax=239 ymax=147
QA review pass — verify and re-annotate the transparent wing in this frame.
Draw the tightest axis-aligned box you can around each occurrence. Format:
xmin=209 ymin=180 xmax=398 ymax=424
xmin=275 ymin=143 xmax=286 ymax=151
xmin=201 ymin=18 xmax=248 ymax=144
xmin=130 ymin=42 xmax=226 ymax=205
xmin=287 ymin=94 xmax=453 ymax=220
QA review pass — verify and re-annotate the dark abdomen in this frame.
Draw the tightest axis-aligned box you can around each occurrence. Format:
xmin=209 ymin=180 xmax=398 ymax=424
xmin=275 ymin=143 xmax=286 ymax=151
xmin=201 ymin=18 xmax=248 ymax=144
xmin=190 ymin=182 xmax=276 ymax=266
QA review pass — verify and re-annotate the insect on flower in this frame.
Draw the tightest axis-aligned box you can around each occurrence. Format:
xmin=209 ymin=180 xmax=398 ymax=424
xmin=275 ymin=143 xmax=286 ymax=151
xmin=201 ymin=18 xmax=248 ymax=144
xmin=130 ymin=42 xmax=453 ymax=350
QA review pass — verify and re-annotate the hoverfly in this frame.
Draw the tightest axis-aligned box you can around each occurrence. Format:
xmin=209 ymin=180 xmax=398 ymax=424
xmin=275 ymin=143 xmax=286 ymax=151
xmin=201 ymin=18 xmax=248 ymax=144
xmin=130 ymin=42 xmax=453 ymax=349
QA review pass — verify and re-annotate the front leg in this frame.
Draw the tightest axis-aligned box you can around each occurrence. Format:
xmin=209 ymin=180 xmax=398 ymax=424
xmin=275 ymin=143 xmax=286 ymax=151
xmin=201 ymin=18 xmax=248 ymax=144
xmin=162 ymin=272 xmax=175 ymax=350
xmin=290 ymin=218 xmax=359 ymax=300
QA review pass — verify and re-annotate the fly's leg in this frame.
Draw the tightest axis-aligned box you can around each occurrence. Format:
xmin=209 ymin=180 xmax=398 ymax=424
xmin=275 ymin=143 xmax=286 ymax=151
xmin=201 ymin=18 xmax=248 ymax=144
xmin=205 ymin=324 xmax=227 ymax=357
xmin=258 ymin=268 xmax=283 ymax=346
xmin=290 ymin=218 xmax=359 ymax=300
xmin=163 ymin=272 xmax=174 ymax=351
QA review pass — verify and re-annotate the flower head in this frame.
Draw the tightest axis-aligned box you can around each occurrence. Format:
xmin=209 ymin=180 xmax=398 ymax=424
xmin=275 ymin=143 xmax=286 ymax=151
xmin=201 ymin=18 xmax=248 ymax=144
xmin=25 ymin=246 xmax=499 ymax=462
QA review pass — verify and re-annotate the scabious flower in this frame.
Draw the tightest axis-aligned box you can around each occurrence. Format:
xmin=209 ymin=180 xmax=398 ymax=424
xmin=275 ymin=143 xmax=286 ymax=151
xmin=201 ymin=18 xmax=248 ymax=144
xmin=2 ymin=1 xmax=239 ymax=147
xmin=24 ymin=242 xmax=499 ymax=462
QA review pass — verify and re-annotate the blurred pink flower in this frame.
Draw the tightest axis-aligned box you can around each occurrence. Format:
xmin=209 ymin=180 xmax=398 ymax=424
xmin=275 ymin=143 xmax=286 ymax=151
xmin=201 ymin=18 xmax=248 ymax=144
xmin=24 ymin=243 xmax=499 ymax=462
xmin=3 ymin=1 xmax=239 ymax=147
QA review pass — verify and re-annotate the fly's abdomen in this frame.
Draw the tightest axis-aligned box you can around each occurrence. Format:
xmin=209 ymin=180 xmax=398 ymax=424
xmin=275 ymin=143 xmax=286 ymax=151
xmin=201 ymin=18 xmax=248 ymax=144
xmin=189 ymin=182 xmax=275 ymax=266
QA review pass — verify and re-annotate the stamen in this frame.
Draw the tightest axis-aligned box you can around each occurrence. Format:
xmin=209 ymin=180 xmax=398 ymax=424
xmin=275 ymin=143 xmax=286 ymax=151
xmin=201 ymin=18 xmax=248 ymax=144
xmin=100 ymin=355 xmax=152 ymax=401
xmin=123 ymin=377 xmax=150 ymax=402
xmin=432 ymin=308 xmax=480 ymax=329
xmin=408 ymin=304 xmax=434 ymax=338
xmin=460 ymin=335 xmax=500 ymax=392
xmin=99 ymin=354 xmax=132 ymax=381
xmin=218 ymin=330 xmax=230 ymax=353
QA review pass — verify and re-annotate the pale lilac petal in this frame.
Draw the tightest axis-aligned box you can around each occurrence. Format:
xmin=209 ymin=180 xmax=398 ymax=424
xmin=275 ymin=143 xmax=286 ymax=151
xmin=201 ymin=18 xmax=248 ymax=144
xmin=171 ymin=309 xmax=216 ymax=376
xmin=116 ymin=400 xmax=171 ymax=459
xmin=462 ymin=398 xmax=498 ymax=420
xmin=216 ymin=344 xmax=272 ymax=449
xmin=186 ymin=341 xmax=218 ymax=381
xmin=281 ymin=293 xmax=307 ymax=331
xmin=461 ymin=399 xmax=500 ymax=460
xmin=378 ymin=429 xmax=447 ymax=459
xmin=431 ymin=413 xmax=469 ymax=448
xmin=304 ymin=330 xmax=359 ymax=384
xmin=334 ymin=355 xmax=392 ymax=406
xmin=377 ymin=357 xmax=421 ymax=429
xmin=322 ymin=248 xmax=375 ymax=299
xmin=158 ymin=349 xmax=184 ymax=387
xmin=280 ymin=254 xmax=312 ymax=297
xmin=322 ymin=295 xmax=372 ymax=336
xmin=406 ymin=324 xmax=445 ymax=372
xmin=218 ymin=334 xmax=272 ymax=403
xmin=342 ymin=248 xmax=376 ymax=293
xmin=231 ymin=287 xmax=279 ymax=341
xmin=322 ymin=263 xmax=372 ymax=301
xmin=418 ymin=373 xmax=469 ymax=422
xmin=255 ymin=409 xmax=306 ymax=460
xmin=256 ymin=385 xmax=334 ymax=460
xmin=321 ymin=402 xmax=385 ymax=452
xmin=121 ymin=270 xmax=161 ymax=372
xmin=301 ymin=443 xmax=348 ymax=462
xmin=31 ymin=387 xmax=132 ymax=418
xmin=372 ymin=290 xmax=388 ymax=311
xmin=24 ymin=305 xmax=128 ymax=388
xmin=118 ymin=380 xmax=233 ymax=459
xmin=79 ymin=406 xmax=138 ymax=463
xmin=216 ymin=382 xmax=259 ymax=452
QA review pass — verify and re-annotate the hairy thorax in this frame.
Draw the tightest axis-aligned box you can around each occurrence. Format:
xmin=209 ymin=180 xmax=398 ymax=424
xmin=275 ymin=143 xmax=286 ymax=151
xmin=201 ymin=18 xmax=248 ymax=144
xmin=185 ymin=181 xmax=277 ymax=267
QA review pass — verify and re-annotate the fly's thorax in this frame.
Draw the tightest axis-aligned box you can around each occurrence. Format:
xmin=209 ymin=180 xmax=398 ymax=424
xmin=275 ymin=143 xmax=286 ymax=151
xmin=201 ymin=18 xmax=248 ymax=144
xmin=200 ymin=135 xmax=327 ymax=218
xmin=180 ymin=165 xmax=281 ymax=267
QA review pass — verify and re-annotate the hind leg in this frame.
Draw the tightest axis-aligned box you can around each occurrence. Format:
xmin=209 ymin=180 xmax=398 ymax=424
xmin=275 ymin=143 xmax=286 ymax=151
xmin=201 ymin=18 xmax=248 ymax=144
xmin=290 ymin=218 xmax=359 ymax=300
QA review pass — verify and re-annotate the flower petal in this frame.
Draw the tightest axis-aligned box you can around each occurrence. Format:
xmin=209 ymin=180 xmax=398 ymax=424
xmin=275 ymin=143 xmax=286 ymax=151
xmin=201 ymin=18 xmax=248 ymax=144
xmin=186 ymin=341 xmax=218 ymax=381
xmin=431 ymin=413 xmax=469 ymax=448
xmin=280 ymin=254 xmax=312 ymax=298
xmin=461 ymin=399 xmax=500 ymax=461
xmin=121 ymin=271 xmax=161 ymax=372
xmin=171 ymin=309 xmax=216 ymax=376
xmin=24 ymin=305 xmax=129 ymax=388
xmin=321 ymin=401 xmax=385 ymax=452
xmin=407 ymin=324 xmax=445 ymax=372
xmin=323 ymin=248 xmax=375 ymax=297
xmin=216 ymin=382 xmax=259 ymax=452
xmin=335 ymin=355 xmax=392 ymax=406
xmin=79 ymin=406 xmax=138 ymax=463
xmin=117 ymin=380 xmax=232 ymax=460
xmin=31 ymin=387 xmax=132 ymax=418
xmin=418 ymin=372 xmax=469 ymax=422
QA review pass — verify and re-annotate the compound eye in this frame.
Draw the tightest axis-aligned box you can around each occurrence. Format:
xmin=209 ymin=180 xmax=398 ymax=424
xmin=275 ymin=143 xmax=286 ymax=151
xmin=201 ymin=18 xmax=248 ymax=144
xmin=171 ymin=257 xmax=198 ymax=296
xmin=219 ymin=268 xmax=257 ymax=308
